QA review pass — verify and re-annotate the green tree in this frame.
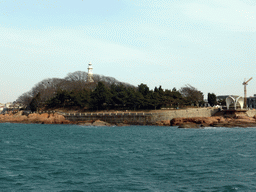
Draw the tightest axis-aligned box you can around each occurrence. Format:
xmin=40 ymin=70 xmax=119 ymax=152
xmin=208 ymin=93 xmax=217 ymax=106
xmin=126 ymin=87 xmax=144 ymax=110
xmin=150 ymin=91 xmax=160 ymax=110
xmin=91 ymin=82 xmax=112 ymax=110
xmin=138 ymin=83 xmax=151 ymax=109
xmin=164 ymin=89 xmax=183 ymax=108
xmin=46 ymin=89 xmax=71 ymax=108
xmin=110 ymin=83 xmax=128 ymax=109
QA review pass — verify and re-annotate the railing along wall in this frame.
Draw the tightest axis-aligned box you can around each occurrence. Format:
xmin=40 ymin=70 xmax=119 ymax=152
xmin=62 ymin=112 xmax=153 ymax=125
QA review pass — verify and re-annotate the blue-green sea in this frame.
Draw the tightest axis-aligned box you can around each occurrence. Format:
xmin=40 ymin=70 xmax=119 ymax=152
xmin=0 ymin=123 xmax=256 ymax=191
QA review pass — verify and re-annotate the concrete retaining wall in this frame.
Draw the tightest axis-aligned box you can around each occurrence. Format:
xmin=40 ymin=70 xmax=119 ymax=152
xmin=150 ymin=108 xmax=219 ymax=122
xmin=64 ymin=112 xmax=152 ymax=125
xmin=62 ymin=108 xmax=219 ymax=125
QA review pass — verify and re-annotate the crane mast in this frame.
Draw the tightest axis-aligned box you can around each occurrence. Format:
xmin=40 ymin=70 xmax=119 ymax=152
xmin=243 ymin=77 xmax=252 ymax=109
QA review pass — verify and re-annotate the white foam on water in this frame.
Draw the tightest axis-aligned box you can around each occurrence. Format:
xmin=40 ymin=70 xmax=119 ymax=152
xmin=237 ymin=153 xmax=254 ymax=158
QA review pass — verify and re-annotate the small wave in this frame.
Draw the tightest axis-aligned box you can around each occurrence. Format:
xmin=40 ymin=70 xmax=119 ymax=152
xmin=58 ymin=180 xmax=84 ymax=185
xmin=246 ymin=172 xmax=256 ymax=176
xmin=25 ymin=145 xmax=38 ymax=149
xmin=0 ymin=176 xmax=15 ymax=182
xmin=237 ymin=153 xmax=254 ymax=157
xmin=214 ymin=184 xmax=248 ymax=191
xmin=48 ymin=170 xmax=66 ymax=176
xmin=78 ymin=125 xmax=99 ymax=128
xmin=203 ymin=127 xmax=217 ymax=130
xmin=4 ymin=170 xmax=25 ymax=178
xmin=6 ymin=158 xmax=26 ymax=163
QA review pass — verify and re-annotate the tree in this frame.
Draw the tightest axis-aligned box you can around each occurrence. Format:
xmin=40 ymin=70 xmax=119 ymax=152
xmin=164 ymin=89 xmax=183 ymax=108
xmin=208 ymin=93 xmax=217 ymax=106
xmin=90 ymin=82 xmax=112 ymax=110
xmin=110 ymin=83 xmax=128 ymax=109
xmin=138 ymin=83 xmax=151 ymax=108
xmin=46 ymin=90 xmax=71 ymax=108
xmin=16 ymin=91 xmax=33 ymax=109
xmin=179 ymin=84 xmax=204 ymax=106
xmin=126 ymin=87 xmax=144 ymax=110
xmin=65 ymin=71 xmax=88 ymax=82
xmin=150 ymin=91 xmax=160 ymax=110
xmin=29 ymin=93 xmax=41 ymax=112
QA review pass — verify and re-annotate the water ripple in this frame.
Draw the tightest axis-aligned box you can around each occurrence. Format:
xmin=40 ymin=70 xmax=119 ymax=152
xmin=0 ymin=124 xmax=256 ymax=191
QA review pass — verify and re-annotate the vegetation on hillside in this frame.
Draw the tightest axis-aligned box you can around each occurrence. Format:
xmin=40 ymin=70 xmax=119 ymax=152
xmin=16 ymin=71 xmax=206 ymax=111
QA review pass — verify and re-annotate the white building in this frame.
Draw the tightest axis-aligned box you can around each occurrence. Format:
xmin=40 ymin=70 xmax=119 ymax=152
xmin=5 ymin=102 xmax=12 ymax=108
xmin=226 ymin=95 xmax=244 ymax=110
xmin=0 ymin=105 xmax=7 ymax=113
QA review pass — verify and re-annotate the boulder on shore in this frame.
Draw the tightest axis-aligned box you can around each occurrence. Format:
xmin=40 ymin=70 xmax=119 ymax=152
xmin=178 ymin=123 xmax=202 ymax=128
xmin=155 ymin=120 xmax=171 ymax=126
xmin=92 ymin=120 xmax=111 ymax=126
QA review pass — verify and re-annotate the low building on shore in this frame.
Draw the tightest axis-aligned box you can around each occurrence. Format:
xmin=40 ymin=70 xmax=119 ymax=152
xmin=5 ymin=102 xmax=13 ymax=108
xmin=247 ymin=94 xmax=256 ymax=109
xmin=0 ymin=106 xmax=7 ymax=114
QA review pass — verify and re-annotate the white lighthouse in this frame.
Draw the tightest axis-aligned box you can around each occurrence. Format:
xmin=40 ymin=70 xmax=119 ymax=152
xmin=87 ymin=62 xmax=94 ymax=82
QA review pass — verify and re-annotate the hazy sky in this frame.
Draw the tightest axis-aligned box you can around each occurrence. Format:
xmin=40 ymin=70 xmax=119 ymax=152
xmin=1 ymin=0 xmax=255 ymax=103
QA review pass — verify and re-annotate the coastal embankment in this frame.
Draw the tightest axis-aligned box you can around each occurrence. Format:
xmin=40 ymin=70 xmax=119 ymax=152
xmin=1 ymin=108 xmax=256 ymax=127
xmin=63 ymin=108 xmax=219 ymax=125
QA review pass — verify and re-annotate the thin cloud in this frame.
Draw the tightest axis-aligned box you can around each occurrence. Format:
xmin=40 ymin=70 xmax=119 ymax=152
xmin=183 ymin=0 xmax=256 ymax=31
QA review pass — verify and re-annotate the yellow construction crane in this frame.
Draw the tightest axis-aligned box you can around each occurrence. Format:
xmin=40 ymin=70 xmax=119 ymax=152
xmin=242 ymin=77 xmax=252 ymax=108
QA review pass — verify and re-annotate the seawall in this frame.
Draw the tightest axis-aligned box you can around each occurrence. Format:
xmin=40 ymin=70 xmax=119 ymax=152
xmin=62 ymin=108 xmax=220 ymax=125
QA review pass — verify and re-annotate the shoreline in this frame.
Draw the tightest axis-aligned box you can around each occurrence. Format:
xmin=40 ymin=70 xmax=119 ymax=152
xmin=1 ymin=111 xmax=256 ymax=128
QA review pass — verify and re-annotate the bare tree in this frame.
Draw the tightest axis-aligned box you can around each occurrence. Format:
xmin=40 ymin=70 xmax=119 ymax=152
xmin=16 ymin=91 xmax=33 ymax=108
xmin=65 ymin=71 xmax=88 ymax=82
xmin=179 ymin=84 xmax=204 ymax=105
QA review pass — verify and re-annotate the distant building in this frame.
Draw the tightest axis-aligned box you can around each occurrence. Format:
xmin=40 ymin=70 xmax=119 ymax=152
xmin=247 ymin=94 xmax=256 ymax=109
xmin=217 ymin=95 xmax=229 ymax=101
xmin=0 ymin=105 xmax=7 ymax=114
xmin=87 ymin=62 xmax=94 ymax=83
xmin=5 ymin=102 xmax=12 ymax=108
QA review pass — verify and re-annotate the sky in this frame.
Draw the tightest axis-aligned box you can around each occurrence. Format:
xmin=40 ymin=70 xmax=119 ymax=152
xmin=0 ymin=0 xmax=256 ymax=103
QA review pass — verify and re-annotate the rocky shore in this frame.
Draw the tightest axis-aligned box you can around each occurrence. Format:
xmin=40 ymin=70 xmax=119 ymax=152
xmin=1 ymin=111 xmax=256 ymax=128
xmin=170 ymin=116 xmax=256 ymax=128
xmin=0 ymin=112 xmax=71 ymax=124
xmin=0 ymin=112 xmax=130 ymax=126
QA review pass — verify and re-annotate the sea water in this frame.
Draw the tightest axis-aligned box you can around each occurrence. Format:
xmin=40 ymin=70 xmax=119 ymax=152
xmin=0 ymin=123 xmax=256 ymax=191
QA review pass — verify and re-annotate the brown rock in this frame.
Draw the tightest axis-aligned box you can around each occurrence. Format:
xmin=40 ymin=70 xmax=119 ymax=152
xmin=155 ymin=121 xmax=164 ymax=126
xmin=116 ymin=123 xmax=129 ymax=126
xmin=178 ymin=123 xmax=202 ymax=128
xmin=235 ymin=115 xmax=251 ymax=119
xmin=170 ymin=118 xmax=184 ymax=126
xmin=0 ymin=112 xmax=71 ymax=124
xmin=92 ymin=120 xmax=111 ymax=126
xmin=13 ymin=111 xmax=24 ymax=117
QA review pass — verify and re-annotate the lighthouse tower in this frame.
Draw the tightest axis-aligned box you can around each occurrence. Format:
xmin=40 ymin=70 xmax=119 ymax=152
xmin=87 ymin=62 xmax=94 ymax=83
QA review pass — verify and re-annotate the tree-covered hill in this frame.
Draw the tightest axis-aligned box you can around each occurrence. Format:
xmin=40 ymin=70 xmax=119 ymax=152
xmin=16 ymin=71 xmax=205 ymax=111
